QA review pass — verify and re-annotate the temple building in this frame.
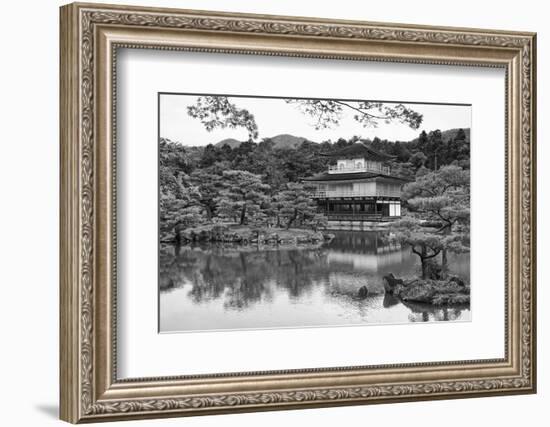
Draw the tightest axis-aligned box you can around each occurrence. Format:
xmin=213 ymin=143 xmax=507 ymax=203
xmin=304 ymin=142 xmax=408 ymax=230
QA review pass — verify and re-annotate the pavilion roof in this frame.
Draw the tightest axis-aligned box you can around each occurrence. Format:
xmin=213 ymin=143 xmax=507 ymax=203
xmin=303 ymin=171 xmax=409 ymax=183
xmin=320 ymin=142 xmax=396 ymax=162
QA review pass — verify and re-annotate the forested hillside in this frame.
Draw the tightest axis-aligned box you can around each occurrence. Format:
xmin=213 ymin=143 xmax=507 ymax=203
xmin=159 ymin=128 xmax=470 ymax=242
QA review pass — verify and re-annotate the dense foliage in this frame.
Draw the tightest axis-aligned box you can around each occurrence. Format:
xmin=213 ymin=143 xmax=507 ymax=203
xmin=392 ymin=164 xmax=470 ymax=279
xmin=159 ymin=128 xmax=470 ymax=243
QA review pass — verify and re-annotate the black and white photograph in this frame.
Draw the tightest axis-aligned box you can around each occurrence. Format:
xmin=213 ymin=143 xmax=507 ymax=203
xmin=159 ymin=93 xmax=471 ymax=333
xmin=1 ymin=0 xmax=540 ymax=424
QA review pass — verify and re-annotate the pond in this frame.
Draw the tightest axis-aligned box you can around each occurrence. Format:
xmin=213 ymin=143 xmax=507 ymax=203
xmin=159 ymin=231 xmax=470 ymax=332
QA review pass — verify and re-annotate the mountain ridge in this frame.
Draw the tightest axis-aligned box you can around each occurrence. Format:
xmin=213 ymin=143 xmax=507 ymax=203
xmin=215 ymin=133 xmax=316 ymax=150
xmin=174 ymin=127 xmax=471 ymax=149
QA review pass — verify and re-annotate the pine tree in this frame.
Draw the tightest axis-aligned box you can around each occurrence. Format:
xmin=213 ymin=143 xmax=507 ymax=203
xmin=274 ymin=183 xmax=324 ymax=229
xmin=393 ymin=165 xmax=470 ymax=277
xmin=215 ymin=170 xmax=270 ymax=225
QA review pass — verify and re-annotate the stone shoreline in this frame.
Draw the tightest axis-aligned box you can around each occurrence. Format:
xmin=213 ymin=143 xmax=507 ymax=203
xmin=171 ymin=223 xmax=334 ymax=246
xmin=383 ymin=273 xmax=470 ymax=306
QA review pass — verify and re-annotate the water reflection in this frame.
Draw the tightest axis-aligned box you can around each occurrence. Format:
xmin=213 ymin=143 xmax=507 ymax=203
xmin=159 ymin=231 xmax=470 ymax=332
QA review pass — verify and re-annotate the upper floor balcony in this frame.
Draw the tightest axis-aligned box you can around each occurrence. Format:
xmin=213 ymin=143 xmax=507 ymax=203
xmin=328 ymin=163 xmax=390 ymax=175
xmin=312 ymin=188 xmax=401 ymax=199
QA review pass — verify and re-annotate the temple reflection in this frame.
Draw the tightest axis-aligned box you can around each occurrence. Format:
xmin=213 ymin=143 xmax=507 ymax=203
xmin=159 ymin=231 xmax=470 ymax=330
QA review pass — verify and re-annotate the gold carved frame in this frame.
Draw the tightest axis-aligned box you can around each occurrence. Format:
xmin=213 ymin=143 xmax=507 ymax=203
xmin=60 ymin=2 xmax=537 ymax=423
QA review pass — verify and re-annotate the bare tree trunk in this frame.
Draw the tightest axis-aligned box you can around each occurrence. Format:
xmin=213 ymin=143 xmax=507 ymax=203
xmin=174 ymin=222 xmax=184 ymax=245
xmin=240 ymin=204 xmax=247 ymax=225
xmin=203 ymin=204 xmax=213 ymax=220
xmin=286 ymin=208 xmax=298 ymax=229
xmin=440 ymin=225 xmax=451 ymax=273
xmin=412 ymin=244 xmax=439 ymax=280
xmin=421 ymin=259 xmax=428 ymax=279
xmin=420 ymin=245 xmax=428 ymax=279
xmin=441 ymin=249 xmax=448 ymax=269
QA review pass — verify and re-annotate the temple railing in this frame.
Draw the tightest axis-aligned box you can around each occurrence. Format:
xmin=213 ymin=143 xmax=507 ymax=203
xmin=326 ymin=213 xmax=385 ymax=221
xmin=328 ymin=164 xmax=390 ymax=174
xmin=312 ymin=189 xmax=401 ymax=198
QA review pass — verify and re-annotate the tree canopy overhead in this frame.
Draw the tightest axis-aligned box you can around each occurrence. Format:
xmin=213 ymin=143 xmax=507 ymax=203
xmin=187 ymin=96 xmax=259 ymax=139
xmin=285 ymin=99 xmax=423 ymax=130
xmin=186 ymin=96 xmax=424 ymax=141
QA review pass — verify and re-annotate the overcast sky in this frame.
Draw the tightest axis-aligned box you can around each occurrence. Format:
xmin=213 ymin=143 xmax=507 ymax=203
xmin=160 ymin=94 xmax=471 ymax=147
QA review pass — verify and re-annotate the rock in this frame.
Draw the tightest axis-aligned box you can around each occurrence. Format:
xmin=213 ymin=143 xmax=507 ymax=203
xmin=449 ymin=294 xmax=470 ymax=304
xmin=211 ymin=225 xmax=227 ymax=240
xmin=323 ymin=233 xmax=335 ymax=242
xmin=172 ymin=225 xmax=326 ymax=249
xmin=278 ymin=238 xmax=295 ymax=245
xmin=448 ymin=275 xmax=466 ymax=288
xmin=179 ymin=230 xmax=193 ymax=242
xmin=383 ymin=274 xmax=470 ymax=306
xmin=357 ymin=286 xmax=369 ymax=299
xmin=399 ymin=282 xmax=437 ymax=303
xmin=266 ymin=233 xmax=279 ymax=244
xmin=197 ymin=230 xmax=211 ymax=241
xmin=383 ymin=273 xmax=405 ymax=295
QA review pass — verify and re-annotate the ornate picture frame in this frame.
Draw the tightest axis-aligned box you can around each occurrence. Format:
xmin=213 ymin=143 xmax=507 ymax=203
xmin=60 ymin=2 xmax=536 ymax=423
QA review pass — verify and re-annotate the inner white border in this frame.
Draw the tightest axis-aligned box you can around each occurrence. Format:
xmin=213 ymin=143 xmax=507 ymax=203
xmin=117 ymin=49 xmax=505 ymax=379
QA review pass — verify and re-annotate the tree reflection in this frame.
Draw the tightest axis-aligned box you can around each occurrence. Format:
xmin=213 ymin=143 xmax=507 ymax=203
xmin=160 ymin=243 xmax=334 ymax=311
xmin=382 ymin=293 xmax=400 ymax=308
xmin=159 ymin=230 xmax=470 ymax=321
xmin=404 ymin=300 xmax=469 ymax=322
